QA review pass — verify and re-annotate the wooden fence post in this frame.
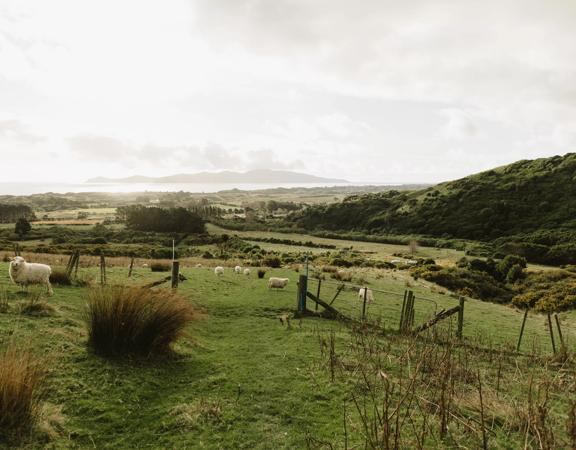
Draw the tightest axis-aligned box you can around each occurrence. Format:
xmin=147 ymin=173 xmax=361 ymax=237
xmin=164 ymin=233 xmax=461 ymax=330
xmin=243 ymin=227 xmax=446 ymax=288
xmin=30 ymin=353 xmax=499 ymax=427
xmin=100 ymin=255 xmax=107 ymax=285
xmin=554 ymin=314 xmax=565 ymax=349
xmin=547 ymin=313 xmax=556 ymax=354
xmin=516 ymin=309 xmax=528 ymax=352
xmin=315 ymin=279 xmax=322 ymax=312
xmin=399 ymin=290 xmax=408 ymax=332
xmin=171 ymin=261 xmax=180 ymax=289
xmin=74 ymin=251 xmax=80 ymax=278
xmin=456 ymin=297 xmax=465 ymax=339
xmin=297 ymin=274 xmax=308 ymax=314
xmin=361 ymin=287 xmax=368 ymax=321
xmin=128 ymin=257 xmax=135 ymax=278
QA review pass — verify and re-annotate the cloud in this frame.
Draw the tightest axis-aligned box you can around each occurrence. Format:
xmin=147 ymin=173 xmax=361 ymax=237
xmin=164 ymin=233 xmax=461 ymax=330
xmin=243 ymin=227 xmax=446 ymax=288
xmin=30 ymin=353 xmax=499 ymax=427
xmin=0 ymin=119 xmax=44 ymax=144
xmin=66 ymin=134 xmax=305 ymax=173
xmin=440 ymin=109 xmax=478 ymax=140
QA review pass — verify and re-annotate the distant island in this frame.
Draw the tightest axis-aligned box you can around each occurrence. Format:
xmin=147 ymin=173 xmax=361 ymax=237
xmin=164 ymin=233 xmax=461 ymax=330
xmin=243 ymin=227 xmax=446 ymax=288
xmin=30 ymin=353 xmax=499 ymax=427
xmin=86 ymin=169 xmax=348 ymax=184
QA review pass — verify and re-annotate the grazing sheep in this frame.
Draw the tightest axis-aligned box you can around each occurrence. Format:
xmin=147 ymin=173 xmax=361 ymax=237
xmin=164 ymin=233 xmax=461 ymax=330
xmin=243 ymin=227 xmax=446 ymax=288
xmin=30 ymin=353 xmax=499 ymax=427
xmin=268 ymin=277 xmax=289 ymax=289
xmin=234 ymin=265 xmax=242 ymax=274
xmin=142 ymin=263 xmax=149 ymax=268
xmin=214 ymin=266 xmax=224 ymax=276
xmin=9 ymin=256 xmax=53 ymax=295
xmin=195 ymin=263 xmax=202 ymax=268
xmin=358 ymin=287 xmax=374 ymax=304
xmin=243 ymin=268 xmax=251 ymax=276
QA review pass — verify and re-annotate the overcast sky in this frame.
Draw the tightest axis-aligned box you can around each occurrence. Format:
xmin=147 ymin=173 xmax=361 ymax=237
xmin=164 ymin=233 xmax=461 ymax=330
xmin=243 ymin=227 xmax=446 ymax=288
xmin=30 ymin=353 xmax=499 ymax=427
xmin=1 ymin=0 xmax=575 ymax=184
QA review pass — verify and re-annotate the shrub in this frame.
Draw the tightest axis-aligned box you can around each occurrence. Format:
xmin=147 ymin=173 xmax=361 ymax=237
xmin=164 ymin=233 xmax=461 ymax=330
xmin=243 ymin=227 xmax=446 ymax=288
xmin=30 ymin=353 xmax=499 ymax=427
xmin=332 ymin=270 xmax=352 ymax=282
xmin=150 ymin=262 xmax=171 ymax=272
xmin=257 ymin=269 xmax=266 ymax=279
xmin=262 ymin=256 xmax=281 ymax=268
xmin=85 ymin=286 xmax=198 ymax=357
xmin=49 ymin=269 xmax=72 ymax=286
xmin=0 ymin=344 xmax=46 ymax=442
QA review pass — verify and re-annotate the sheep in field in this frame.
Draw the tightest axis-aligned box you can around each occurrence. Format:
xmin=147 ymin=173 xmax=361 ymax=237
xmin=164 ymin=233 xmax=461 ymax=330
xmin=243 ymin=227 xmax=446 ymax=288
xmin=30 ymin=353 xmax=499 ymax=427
xmin=195 ymin=263 xmax=202 ymax=268
xmin=9 ymin=256 xmax=53 ymax=295
xmin=214 ymin=266 xmax=224 ymax=276
xmin=243 ymin=268 xmax=251 ymax=276
xmin=234 ymin=265 xmax=242 ymax=274
xmin=268 ymin=277 xmax=289 ymax=289
xmin=358 ymin=288 xmax=374 ymax=304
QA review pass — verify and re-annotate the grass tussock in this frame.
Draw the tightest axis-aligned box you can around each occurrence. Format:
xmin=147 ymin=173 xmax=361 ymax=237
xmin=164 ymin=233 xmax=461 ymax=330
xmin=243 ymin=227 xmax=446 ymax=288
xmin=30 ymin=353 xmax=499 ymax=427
xmin=0 ymin=344 xmax=46 ymax=443
xmin=20 ymin=291 xmax=55 ymax=317
xmin=0 ymin=289 xmax=9 ymax=314
xmin=85 ymin=286 xmax=199 ymax=357
xmin=49 ymin=269 xmax=72 ymax=286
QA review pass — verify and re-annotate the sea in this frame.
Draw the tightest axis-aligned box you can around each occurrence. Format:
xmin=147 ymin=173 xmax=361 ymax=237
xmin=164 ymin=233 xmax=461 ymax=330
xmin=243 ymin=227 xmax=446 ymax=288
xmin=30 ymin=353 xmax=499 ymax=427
xmin=0 ymin=182 xmax=389 ymax=196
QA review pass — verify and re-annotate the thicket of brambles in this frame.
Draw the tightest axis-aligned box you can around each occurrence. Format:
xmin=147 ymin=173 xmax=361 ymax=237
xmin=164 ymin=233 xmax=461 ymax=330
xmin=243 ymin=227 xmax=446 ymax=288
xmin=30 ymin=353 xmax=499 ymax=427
xmin=291 ymin=153 xmax=576 ymax=266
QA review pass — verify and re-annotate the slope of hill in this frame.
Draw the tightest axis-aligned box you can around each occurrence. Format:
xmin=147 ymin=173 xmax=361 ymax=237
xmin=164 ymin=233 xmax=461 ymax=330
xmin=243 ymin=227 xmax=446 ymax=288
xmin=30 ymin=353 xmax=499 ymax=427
xmin=292 ymin=153 xmax=576 ymax=264
xmin=87 ymin=170 xmax=348 ymax=184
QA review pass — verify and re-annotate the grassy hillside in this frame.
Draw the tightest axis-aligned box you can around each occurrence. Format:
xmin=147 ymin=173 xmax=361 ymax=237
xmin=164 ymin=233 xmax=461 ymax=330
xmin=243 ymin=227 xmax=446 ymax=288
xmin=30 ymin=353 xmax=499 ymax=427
xmin=1 ymin=260 xmax=576 ymax=447
xmin=292 ymin=153 xmax=576 ymax=264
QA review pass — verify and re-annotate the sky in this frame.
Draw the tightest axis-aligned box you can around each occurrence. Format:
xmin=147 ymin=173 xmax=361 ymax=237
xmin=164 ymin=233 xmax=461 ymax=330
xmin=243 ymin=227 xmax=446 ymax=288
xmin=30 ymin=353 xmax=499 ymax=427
xmin=1 ymin=0 xmax=575 ymax=184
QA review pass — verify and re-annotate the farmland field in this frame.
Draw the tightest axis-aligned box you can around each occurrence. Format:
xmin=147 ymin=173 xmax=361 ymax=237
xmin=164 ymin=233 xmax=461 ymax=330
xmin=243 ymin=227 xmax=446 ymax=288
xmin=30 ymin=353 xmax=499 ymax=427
xmin=1 ymin=259 xmax=575 ymax=448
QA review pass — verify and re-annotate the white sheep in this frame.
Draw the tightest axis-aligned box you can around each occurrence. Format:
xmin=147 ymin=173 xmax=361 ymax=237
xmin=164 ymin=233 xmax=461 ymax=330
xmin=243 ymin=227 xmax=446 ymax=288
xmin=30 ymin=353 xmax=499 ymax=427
xmin=195 ymin=263 xmax=203 ymax=268
xmin=243 ymin=268 xmax=251 ymax=276
xmin=234 ymin=265 xmax=242 ymax=274
xmin=9 ymin=256 xmax=53 ymax=295
xmin=268 ymin=277 xmax=289 ymax=289
xmin=358 ymin=287 xmax=374 ymax=304
xmin=214 ymin=266 xmax=224 ymax=276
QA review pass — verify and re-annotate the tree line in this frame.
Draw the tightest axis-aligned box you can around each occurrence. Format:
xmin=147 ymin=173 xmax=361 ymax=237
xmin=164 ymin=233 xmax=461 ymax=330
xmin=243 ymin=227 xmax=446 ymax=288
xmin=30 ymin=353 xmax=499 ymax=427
xmin=116 ymin=205 xmax=205 ymax=233
xmin=0 ymin=204 xmax=36 ymax=223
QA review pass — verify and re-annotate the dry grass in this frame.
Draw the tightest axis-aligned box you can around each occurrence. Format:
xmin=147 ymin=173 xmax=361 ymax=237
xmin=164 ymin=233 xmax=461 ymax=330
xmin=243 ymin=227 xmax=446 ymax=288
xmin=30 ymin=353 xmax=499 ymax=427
xmin=85 ymin=286 xmax=199 ymax=357
xmin=0 ymin=344 xmax=46 ymax=442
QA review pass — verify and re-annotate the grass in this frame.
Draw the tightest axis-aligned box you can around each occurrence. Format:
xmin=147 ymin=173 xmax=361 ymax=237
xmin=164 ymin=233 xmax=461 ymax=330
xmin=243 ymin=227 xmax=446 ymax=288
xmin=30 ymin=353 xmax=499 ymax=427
xmin=86 ymin=286 xmax=198 ymax=357
xmin=0 ymin=261 xmax=575 ymax=447
xmin=0 ymin=344 xmax=46 ymax=443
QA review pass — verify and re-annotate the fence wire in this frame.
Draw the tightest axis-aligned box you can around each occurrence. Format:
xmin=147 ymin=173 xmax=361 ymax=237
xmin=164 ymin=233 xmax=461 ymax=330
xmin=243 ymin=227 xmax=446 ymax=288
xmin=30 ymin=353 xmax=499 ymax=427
xmin=304 ymin=276 xmax=574 ymax=355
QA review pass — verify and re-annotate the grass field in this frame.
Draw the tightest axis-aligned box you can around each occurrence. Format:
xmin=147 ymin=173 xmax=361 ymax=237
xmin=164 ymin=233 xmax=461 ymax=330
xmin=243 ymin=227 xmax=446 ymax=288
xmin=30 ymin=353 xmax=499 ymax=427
xmin=207 ymin=224 xmax=466 ymax=266
xmin=1 ymin=258 xmax=575 ymax=448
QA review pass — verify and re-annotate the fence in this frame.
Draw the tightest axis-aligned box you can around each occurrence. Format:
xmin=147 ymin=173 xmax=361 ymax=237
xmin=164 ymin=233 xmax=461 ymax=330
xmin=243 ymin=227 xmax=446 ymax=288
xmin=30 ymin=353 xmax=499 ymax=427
xmin=296 ymin=274 xmax=572 ymax=355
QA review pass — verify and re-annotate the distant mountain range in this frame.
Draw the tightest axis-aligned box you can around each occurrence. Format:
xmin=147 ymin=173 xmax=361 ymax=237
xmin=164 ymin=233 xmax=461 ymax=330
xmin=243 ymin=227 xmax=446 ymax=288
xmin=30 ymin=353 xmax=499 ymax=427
xmin=86 ymin=170 xmax=348 ymax=184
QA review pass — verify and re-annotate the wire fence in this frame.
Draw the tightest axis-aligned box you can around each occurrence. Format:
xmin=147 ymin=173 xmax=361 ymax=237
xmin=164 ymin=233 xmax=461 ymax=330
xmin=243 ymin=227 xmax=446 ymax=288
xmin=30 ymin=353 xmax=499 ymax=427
xmin=302 ymin=276 xmax=574 ymax=356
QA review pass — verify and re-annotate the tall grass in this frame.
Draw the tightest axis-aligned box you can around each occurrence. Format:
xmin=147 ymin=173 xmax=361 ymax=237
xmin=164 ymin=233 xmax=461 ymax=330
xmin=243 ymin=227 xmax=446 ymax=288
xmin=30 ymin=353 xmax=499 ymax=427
xmin=0 ymin=344 xmax=46 ymax=442
xmin=85 ymin=286 xmax=198 ymax=357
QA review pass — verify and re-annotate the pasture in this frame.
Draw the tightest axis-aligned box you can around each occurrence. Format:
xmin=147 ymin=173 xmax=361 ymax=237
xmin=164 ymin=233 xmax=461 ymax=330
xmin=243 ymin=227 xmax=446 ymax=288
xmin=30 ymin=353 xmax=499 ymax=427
xmin=0 ymin=258 xmax=575 ymax=448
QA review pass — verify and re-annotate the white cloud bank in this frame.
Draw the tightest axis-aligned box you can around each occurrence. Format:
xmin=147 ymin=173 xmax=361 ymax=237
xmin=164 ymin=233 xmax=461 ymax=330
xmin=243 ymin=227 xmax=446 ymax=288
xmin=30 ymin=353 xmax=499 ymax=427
xmin=0 ymin=0 xmax=575 ymax=183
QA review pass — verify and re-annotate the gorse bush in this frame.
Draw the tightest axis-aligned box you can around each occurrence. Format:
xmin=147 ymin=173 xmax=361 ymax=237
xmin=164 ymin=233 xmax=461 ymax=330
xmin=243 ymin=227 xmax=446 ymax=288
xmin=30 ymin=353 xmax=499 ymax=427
xmin=85 ymin=286 xmax=198 ymax=357
xmin=150 ymin=262 xmax=171 ymax=272
xmin=49 ymin=269 xmax=72 ymax=286
xmin=0 ymin=344 xmax=46 ymax=442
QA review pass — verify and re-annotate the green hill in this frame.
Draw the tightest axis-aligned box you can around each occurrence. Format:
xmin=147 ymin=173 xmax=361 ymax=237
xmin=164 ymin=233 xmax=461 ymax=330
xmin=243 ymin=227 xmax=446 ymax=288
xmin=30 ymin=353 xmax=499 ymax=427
xmin=292 ymin=153 xmax=576 ymax=265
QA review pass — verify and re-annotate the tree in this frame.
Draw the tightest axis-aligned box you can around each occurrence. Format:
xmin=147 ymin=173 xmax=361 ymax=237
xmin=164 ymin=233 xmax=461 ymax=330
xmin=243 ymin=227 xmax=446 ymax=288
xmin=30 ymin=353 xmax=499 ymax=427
xmin=15 ymin=218 xmax=31 ymax=238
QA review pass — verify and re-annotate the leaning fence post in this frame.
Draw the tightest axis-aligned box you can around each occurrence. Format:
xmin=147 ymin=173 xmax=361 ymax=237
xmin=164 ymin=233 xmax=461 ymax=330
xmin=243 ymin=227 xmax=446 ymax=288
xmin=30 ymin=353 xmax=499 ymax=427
xmin=456 ymin=297 xmax=465 ymax=339
xmin=128 ymin=257 xmax=135 ymax=278
xmin=315 ymin=279 xmax=322 ymax=312
xmin=399 ymin=290 xmax=408 ymax=332
xmin=171 ymin=260 xmax=180 ymax=289
xmin=297 ymin=274 xmax=308 ymax=314
xmin=554 ymin=314 xmax=565 ymax=349
xmin=361 ymin=287 xmax=368 ymax=322
xmin=74 ymin=251 xmax=80 ymax=278
xmin=516 ymin=309 xmax=528 ymax=352
xmin=547 ymin=312 xmax=557 ymax=354
xmin=100 ymin=254 xmax=107 ymax=285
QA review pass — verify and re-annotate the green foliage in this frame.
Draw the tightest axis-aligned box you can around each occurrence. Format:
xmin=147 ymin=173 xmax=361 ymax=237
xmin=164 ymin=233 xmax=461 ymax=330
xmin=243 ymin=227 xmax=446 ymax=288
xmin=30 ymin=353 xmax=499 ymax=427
xmin=150 ymin=263 xmax=171 ymax=272
xmin=262 ymin=256 xmax=281 ymax=268
xmin=0 ymin=204 xmax=36 ymax=223
xmin=118 ymin=206 xmax=205 ymax=233
xmin=14 ymin=218 xmax=31 ymax=237
xmin=292 ymin=153 xmax=576 ymax=265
